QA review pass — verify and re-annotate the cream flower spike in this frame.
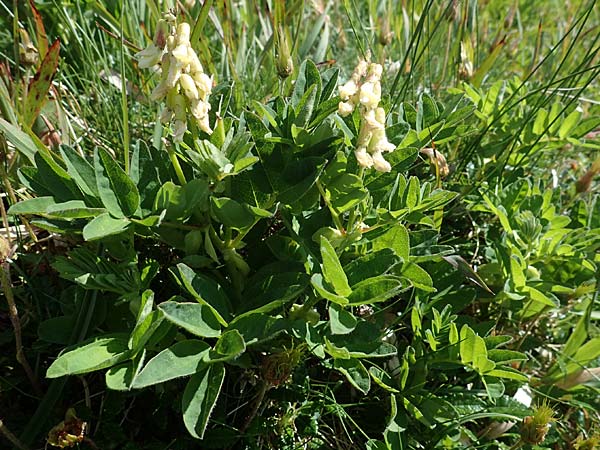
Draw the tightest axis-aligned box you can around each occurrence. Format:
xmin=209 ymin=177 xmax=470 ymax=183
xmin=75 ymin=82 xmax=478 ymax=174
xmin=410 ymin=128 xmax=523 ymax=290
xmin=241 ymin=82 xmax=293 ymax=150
xmin=339 ymin=60 xmax=394 ymax=171
xmin=136 ymin=12 xmax=213 ymax=142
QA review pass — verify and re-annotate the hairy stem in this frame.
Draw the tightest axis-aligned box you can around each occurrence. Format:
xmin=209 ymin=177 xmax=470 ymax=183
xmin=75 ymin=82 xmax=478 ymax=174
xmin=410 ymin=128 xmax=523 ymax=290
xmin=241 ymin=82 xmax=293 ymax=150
xmin=0 ymin=419 xmax=29 ymax=450
xmin=0 ymin=262 xmax=42 ymax=397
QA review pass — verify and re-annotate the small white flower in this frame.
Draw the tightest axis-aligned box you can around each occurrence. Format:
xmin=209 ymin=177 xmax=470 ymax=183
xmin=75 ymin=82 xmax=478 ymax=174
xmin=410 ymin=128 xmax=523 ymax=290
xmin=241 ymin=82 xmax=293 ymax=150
xmin=363 ymin=108 xmax=384 ymax=131
xmin=166 ymin=57 xmax=182 ymax=87
xmin=355 ymin=147 xmax=374 ymax=168
xmin=352 ymin=60 xmax=369 ymax=81
xmin=372 ymin=150 xmax=391 ymax=172
xmin=196 ymin=114 xmax=212 ymax=134
xmin=339 ymin=80 xmax=358 ymax=100
xmin=180 ymin=73 xmax=199 ymax=100
xmin=190 ymin=99 xmax=210 ymax=119
xmin=171 ymin=44 xmax=192 ymax=65
xmin=359 ymin=81 xmax=381 ymax=109
xmin=135 ymin=43 xmax=164 ymax=69
xmin=338 ymin=101 xmax=354 ymax=117
xmin=187 ymin=47 xmax=203 ymax=73
xmin=193 ymin=72 xmax=212 ymax=96
xmin=176 ymin=23 xmax=191 ymax=46
xmin=366 ymin=63 xmax=383 ymax=80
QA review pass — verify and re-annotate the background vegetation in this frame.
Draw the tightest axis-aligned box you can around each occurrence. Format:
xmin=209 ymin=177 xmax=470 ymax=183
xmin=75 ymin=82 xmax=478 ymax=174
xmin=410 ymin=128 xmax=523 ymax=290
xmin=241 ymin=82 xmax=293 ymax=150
xmin=1 ymin=0 xmax=599 ymax=449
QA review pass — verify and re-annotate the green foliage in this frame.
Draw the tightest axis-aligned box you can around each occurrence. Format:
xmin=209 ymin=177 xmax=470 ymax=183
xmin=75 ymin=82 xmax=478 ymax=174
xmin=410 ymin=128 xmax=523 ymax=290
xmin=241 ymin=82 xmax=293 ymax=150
xmin=1 ymin=1 xmax=600 ymax=449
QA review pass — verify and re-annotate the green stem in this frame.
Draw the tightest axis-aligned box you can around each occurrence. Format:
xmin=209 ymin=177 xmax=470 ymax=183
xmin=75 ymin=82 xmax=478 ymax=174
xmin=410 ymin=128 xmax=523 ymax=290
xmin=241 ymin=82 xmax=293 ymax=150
xmin=168 ymin=145 xmax=187 ymax=185
xmin=315 ymin=179 xmax=344 ymax=231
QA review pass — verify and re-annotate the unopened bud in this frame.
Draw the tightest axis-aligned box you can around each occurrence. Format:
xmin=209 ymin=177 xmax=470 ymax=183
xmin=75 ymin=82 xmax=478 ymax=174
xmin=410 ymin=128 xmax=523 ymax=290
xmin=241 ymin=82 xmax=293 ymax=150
xmin=275 ymin=26 xmax=293 ymax=79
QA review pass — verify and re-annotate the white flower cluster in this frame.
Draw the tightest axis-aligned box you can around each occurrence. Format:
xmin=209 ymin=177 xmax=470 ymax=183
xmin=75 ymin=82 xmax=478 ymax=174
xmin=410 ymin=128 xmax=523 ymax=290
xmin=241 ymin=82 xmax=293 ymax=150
xmin=135 ymin=13 xmax=212 ymax=142
xmin=338 ymin=61 xmax=395 ymax=172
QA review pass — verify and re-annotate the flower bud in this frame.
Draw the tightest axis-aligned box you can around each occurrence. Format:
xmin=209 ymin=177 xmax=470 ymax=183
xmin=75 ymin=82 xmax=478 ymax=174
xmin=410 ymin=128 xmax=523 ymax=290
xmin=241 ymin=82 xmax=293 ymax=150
xmin=19 ymin=29 xmax=39 ymax=67
xmin=275 ymin=26 xmax=293 ymax=79
xmin=180 ymin=73 xmax=199 ymax=100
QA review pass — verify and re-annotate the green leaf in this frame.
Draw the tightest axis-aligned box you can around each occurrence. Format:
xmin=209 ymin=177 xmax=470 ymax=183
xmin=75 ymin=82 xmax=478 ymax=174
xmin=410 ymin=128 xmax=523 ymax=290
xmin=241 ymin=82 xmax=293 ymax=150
xmin=46 ymin=333 xmax=130 ymax=378
xmin=320 ymin=236 xmax=352 ymax=297
xmin=210 ymin=330 xmax=246 ymax=362
xmin=129 ymin=292 xmax=166 ymax=352
xmin=34 ymin=151 xmax=80 ymax=202
xmin=159 ymin=302 xmax=222 ymax=338
xmin=532 ymin=108 xmax=548 ymax=135
xmin=291 ymin=60 xmax=321 ymax=108
xmin=239 ymin=271 xmax=310 ymax=316
xmin=405 ymin=176 xmax=420 ymax=209
xmin=60 ymin=145 xmax=99 ymax=200
xmin=182 ymin=363 xmax=225 ymax=439
xmin=329 ymin=303 xmax=357 ymax=335
xmin=24 ymin=39 xmax=60 ymax=126
xmin=334 ymin=358 xmax=371 ymax=394
xmin=561 ymin=337 xmax=600 ymax=377
xmin=294 ymin=84 xmax=318 ymax=128
xmin=0 ymin=117 xmax=38 ymax=165
xmin=347 ymin=276 xmax=403 ymax=306
xmin=373 ymin=224 xmax=409 ymax=260
xmin=154 ymin=180 xmax=209 ymax=221
xmin=487 ymin=349 xmax=527 ymax=364
xmin=399 ymin=262 xmax=435 ymax=292
xmin=105 ymin=352 xmax=145 ymax=391
xmin=171 ymin=264 xmax=231 ymax=326
xmin=132 ymin=340 xmax=211 ymax=388
xmin=8 ymin=196 xmax=56 ymax=215
xmin=311 ymin=273 xmax=348 ymax=306
xmin=486 ymin=369 xmax=528 ymax=382
xmin=83 ymin=213 xmax=130 ymax=241
xmin=94 ymin=147 xmax=140 ymax=218
xmin=326 ymin=173 xmax=367 ymax=213
xmin=210 ymin=197 xmax=255 ymax=229
xmin=46 ymin=201 xmax=105 ymax=219
xmin=369 ymin=366 xmax=400 ymax=393
xmin=460 ymin=325 xmax=495 ymax=374
xmin=384 ymin=396 xmax=406 ymax=450
xmin=558 ymin=110 xmax=581 ymax=139
xmin=345 ymin=249 xmax=402 ymax=286
xmin=459 ymin=325 xmax=486 ymax=366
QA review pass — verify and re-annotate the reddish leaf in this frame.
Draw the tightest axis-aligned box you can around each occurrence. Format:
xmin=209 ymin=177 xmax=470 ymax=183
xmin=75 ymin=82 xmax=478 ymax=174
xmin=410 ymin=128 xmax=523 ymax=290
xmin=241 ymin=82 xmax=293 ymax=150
xmin=29 ymin=0 xmax=48 ymax=60
xmin=24 ymin=38 xmax=59 ymax=127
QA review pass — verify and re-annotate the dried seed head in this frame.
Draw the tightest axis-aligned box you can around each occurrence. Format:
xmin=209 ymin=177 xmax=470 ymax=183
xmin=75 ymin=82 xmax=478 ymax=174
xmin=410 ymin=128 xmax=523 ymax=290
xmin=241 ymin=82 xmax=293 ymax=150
xmin=520 ymin=403 xmax=556 ymax=445
xmin=47 ymin=408 xmax=86 ymax=448
xmin=262 ymin=344 xmax=306 ymax=387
